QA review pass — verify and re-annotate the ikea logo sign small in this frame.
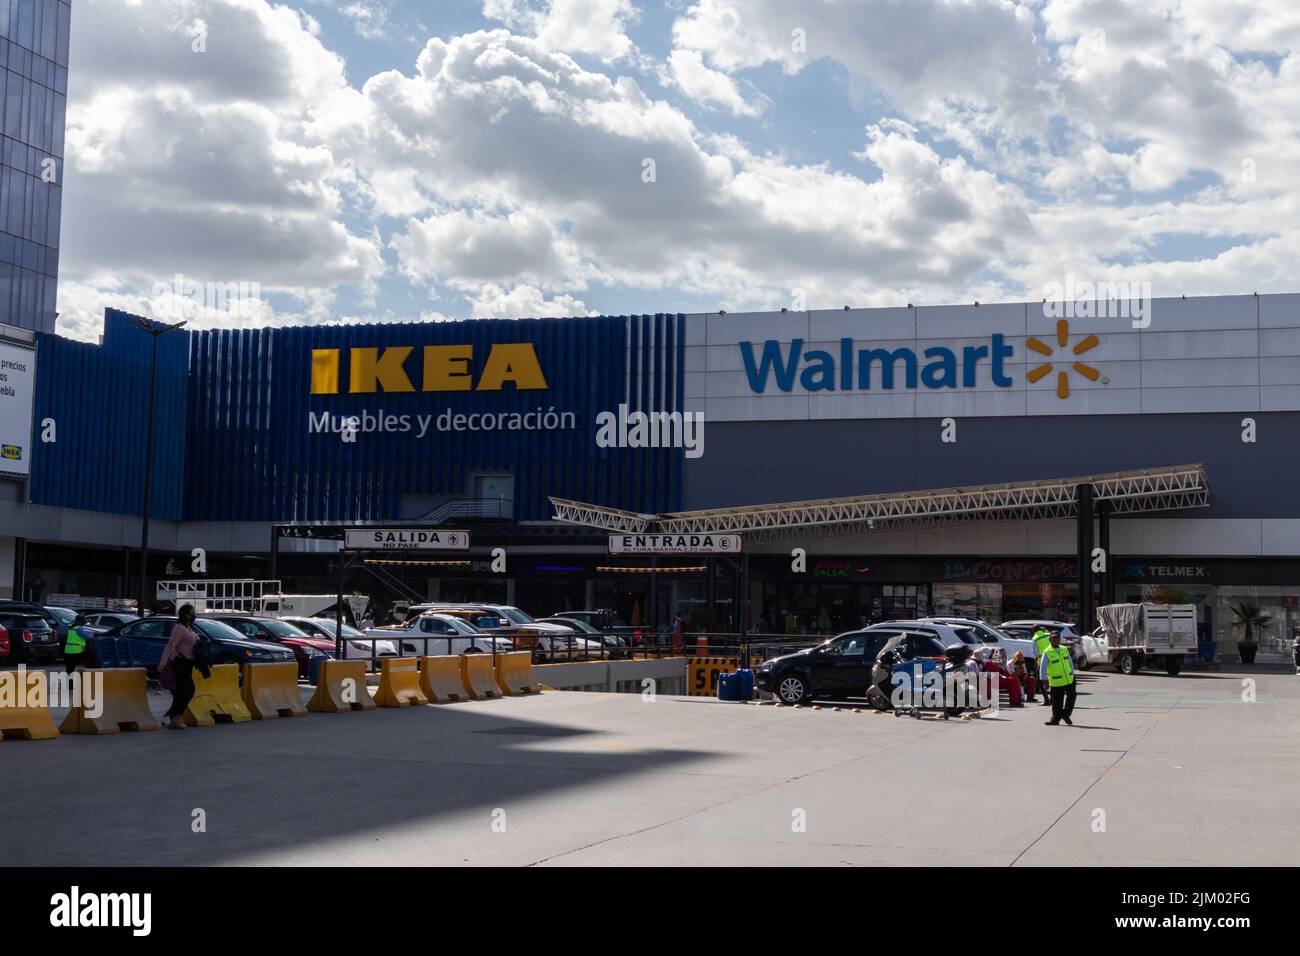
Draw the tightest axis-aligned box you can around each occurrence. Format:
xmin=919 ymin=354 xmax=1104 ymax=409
xmin=311 ymin=343 xmax=548 ymax=395
xmin=741 ymin=336 xmax=1015 ymax=393
xmin=1 ymin=444 xmax=21 ymax=460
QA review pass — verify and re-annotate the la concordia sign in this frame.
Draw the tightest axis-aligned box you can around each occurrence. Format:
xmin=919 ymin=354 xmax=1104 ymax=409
xmin=608 ymin=532 xmax=742 ymax=555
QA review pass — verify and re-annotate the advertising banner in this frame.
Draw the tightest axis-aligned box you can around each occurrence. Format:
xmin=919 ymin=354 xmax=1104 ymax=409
xmin=0 ymin=339 xmax=36 ymax=478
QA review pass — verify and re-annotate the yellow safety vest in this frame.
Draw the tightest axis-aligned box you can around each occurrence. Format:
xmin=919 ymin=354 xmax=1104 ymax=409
xmin=1033 ymin=629 xmax=1052 ymax=658
xmin=1044 ymin=646 xmax=1074 ymax=687
xmin=65 ymin=625 xmax=86 ymax=654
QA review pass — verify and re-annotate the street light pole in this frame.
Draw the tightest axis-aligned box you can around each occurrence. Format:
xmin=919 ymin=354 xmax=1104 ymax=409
xmin=137 ymin=316 xmax=187 ymax=617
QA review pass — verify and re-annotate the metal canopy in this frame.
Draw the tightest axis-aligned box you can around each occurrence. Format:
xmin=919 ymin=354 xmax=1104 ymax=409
xmin=550 ymin=464 xmax=1210 ymax=543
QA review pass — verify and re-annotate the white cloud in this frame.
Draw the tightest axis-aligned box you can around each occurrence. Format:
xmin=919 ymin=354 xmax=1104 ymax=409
xmin=483 ymin=0 xmax=641 ymax=62
xmin=663 ymin=49 xmax=768 ymax=116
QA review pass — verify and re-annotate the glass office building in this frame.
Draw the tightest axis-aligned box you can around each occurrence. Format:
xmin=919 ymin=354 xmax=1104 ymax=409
xmin=0 ymin=0 xmax=69 ymax=334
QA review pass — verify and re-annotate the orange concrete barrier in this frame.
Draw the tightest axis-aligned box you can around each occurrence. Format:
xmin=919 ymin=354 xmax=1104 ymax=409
xmin=460 ymin=653 xmax=500 ymax=700
xmin=307 ymin=659 xmax=376 ymax=713
xmin=184 ymin=664 xmax=252 ymax=726
xmin=242 ymin=662 xmax=308 ymax=720
xmin=60 ymin=668 xmax=159 ymax=734
xmin=495 ymin=651 xmax=539 ymax=696
xmin=374 ymin=657 xmax=429 ymax=708
xmin=419 ymin=656 xmax=467 ymax=703
xmin=0 ymin=668 xmax=59 ymax=740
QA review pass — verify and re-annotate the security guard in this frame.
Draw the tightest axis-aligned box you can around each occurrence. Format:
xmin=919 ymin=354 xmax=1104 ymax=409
xmin=1038 ymin=631 xmax=1077 ymax=725
xmin=63 ymin=614 xmax=92 ymax=674
xmin=1032 ymin=626 xmax=1053 ymax=707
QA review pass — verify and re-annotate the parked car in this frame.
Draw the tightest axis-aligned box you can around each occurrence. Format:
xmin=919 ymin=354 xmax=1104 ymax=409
xmin=279 ymin=616 xmax=399 ymax=659
xmin=408 ymin=604 xmax=600 ymax=659
xmin=1001 ymin=619 xmax=1086 ymax=665
xmin=755 ymin=627 xmax=949 ymax=705
xmin=81 ymin=611 xmax=138 ymax=638
xmin=368 ymin=612 xmax=514 ymax=657
xmin=922 ymin=617 xmax=1037 ymax=663
xmin=537 ymin=616 xmax=626 ymax=651
xmin=0 ymin=600 xmax=64 ymax=635
xmin=0 ymin=610 xmax=60 ymax=664
xmin=551 ymin=609 xmax=627 ymax=630
xmin=209 ymin=615 xmax=333 ymax=679
xmin=96 ymin=615 xmax=295 ymax=672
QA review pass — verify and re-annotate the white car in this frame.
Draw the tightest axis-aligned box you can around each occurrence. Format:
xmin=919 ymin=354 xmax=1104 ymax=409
xmin=923 ymin=617 xmax=1037 ymax=664
xmin=866 ymin=620 xmax=996 ymax=662
xmin=280 ymin=615 xmax=399 ymax=659
xmin=368 ymin=613 xmax=514 ymax=657
xmin=80 ymin=611 xmax=138 ymax=638
xmin=1001 ymin=619 xmax=1087 ymax=667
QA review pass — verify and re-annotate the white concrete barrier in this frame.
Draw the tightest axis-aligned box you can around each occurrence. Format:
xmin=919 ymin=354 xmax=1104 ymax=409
xmin=534 ymin=658 xmax=688 ymax=696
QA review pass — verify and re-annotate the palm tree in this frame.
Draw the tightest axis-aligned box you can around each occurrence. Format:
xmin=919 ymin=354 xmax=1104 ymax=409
xmin=1229 ymin=601 xmax=1272 ymax=644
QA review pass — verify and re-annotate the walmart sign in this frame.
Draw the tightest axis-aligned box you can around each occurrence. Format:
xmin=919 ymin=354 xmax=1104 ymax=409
xmin=740 ymin=336 xmax=1015 ymax=393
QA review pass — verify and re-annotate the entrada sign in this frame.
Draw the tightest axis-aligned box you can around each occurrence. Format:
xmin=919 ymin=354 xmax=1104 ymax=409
xmin=343 ymin=529 xmax=471 ymax=551
xmin=311 ymin=344 xmax=548 ymax=394
xmin=608 ymin=533 xmax=742 ymax=554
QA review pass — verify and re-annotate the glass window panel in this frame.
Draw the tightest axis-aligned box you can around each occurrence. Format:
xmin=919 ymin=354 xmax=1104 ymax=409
xmin=45 ymin=179 xmax=57 ymax=246
xmin=39 ymin=0 xmax=55 ymax=59
xmin=17 ymin=0 xmax=35 ymax=52
xmin=57 ymin=1 xmax=68 ymax=66
xmin=18 ymin=265 xmax=33 ymax=319
xmin=0 ymin=262 xmax=11 ymax=325
xmin=40 ymin=85 xmax=50 ymax=151
xmin=50 ymin=89 xmax=60 ymax=155
xmin=4 ymin=71 xmax=20 ymax=138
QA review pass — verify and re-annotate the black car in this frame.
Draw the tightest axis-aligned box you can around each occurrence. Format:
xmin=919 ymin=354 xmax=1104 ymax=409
xmin=755 ymin=627 xmax=949 ymax=705
xmin=96 ymin=615 xmax=295 ymax=671
xmin=0 ymin=610 xmax=60 ymax=664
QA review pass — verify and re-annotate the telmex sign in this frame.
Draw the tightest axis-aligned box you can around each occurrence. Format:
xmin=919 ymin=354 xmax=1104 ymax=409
xmin=311 ymin=344 xmax=548 ymax=394
xmin=609 ymin=533 xmax=742 ymax=554
xmin=741 ymin=336 xmax=1016 ymax=393
xmin=343 ymin=529 xmax=471 ymax=551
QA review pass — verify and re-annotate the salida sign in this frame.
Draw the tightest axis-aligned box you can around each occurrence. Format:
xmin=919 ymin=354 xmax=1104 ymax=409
xmin=343 ymin=529 xmax=471 ymax=551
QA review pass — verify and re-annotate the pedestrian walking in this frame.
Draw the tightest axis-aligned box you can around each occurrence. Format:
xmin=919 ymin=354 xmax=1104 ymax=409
xmin=62 ymin=614 xmax=94 ymax=673
xmin=159 ymin=604 xmax=210 ymax=730
xmin=360 ymin=609 xmax=375 ymax=631
xmin=1039 ymin=631 xmax=1077 ymax=726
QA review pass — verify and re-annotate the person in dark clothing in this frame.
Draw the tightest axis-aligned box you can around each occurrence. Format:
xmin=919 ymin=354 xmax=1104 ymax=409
xmin=159 ymin=604 xmax=208 ymax=729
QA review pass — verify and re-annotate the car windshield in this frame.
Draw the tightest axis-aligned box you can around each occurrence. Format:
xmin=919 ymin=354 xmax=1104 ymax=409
xmin=194 ymin=619 xmax=248 ymax=641
xmin=497 ymin=607 xmax=534 ymax=624
xmin=260 ymin=619 xmax=308 ymax=638
xmin=444 ymin=617 xmax=481 ymax=635
xmin=47 ymin=607 xmax=76 ymax=624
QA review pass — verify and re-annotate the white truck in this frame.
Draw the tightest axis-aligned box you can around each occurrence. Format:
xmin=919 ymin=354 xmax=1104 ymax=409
xmin=1084 ymin=603 xmax=1199 ymax=676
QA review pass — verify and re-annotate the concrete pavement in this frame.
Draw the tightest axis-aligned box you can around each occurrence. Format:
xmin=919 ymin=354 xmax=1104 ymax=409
xmin=2 ymin=667 xmax=1297 ymax=866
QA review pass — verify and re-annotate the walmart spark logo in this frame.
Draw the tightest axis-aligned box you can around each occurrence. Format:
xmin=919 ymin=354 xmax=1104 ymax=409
xmin=1026 ymin=319 xmax=1103 ymax=399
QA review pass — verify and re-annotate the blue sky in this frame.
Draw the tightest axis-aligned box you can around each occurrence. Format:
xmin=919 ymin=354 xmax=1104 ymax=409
xmin=53 ymin=0 xmax=1300 ymax=340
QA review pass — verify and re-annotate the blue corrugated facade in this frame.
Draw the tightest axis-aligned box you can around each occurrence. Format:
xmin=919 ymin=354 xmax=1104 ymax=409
xmin=29 ymin=308 xmax=188 ymax=519
xmin=26 ymin=311 xmax=686 ymax=523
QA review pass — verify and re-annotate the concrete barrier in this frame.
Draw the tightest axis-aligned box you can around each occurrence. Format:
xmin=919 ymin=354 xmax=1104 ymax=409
xmin=242 ymin=662 xmax=308 ymax=720
xmin=460 ymin=653 xmax=500 ymax=700
xmin=308 ymin=660 xmax=376 ymax=713
xmin=0 ymin=668 xmax=60 ymax=740
xmin=374 ymin=657 xmax=429 ymax=708
xmin=495 ymin=651 xmax=539 ymax=696
xmin=60 ymin=668 xmax=159 ymax=734
xmin=533 ymin=658 xmax=689 ymax=695
xmin=184 ymin=664 xmax=252 ymax=726
xmin=419 ymin=656 xmax=467 ymax=703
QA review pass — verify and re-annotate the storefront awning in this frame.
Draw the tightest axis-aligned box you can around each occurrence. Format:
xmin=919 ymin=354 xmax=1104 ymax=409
xmin=550 ymin=463 xmax=1210 ymax=543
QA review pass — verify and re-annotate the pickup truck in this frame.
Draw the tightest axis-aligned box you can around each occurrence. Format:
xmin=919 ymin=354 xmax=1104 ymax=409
xmin=1084 ymin=603 xmax=1198 ymax=675
xmin=366 ymin=612 xmax=514 ymax=657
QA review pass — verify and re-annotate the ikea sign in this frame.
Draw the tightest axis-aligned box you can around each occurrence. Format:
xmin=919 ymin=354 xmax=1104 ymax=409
xmin=311 ymin=343 xmax=548 ymax=395
xmin=741 ymin=336 xmax=1015 ymax=393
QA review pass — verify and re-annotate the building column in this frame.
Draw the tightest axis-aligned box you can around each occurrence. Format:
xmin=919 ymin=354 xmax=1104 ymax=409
xmin=0 ymin=536 xmax=17 ymax=600
xmin=1097 ymin=500 xmax=1112 ymax=608
xmin=1076 ymin=483 xmax=1095 ymax=632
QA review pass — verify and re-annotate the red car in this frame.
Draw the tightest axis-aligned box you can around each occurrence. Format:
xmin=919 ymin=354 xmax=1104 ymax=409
xmin=206 ymin=615 xmax=334 ymax=679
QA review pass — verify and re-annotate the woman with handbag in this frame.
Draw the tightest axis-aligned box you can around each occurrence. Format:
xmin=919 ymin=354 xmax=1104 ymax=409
xmin=159 ymin=604 xmax=206 ymax=729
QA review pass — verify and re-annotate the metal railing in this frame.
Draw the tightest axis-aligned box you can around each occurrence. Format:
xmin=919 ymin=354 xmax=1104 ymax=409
xmin=418 ymin=498 xmax=513 ymax=523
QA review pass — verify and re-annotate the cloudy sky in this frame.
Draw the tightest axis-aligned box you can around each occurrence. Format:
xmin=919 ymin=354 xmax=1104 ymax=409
xmin=55 ymin=0 xmax=1300 ymax=340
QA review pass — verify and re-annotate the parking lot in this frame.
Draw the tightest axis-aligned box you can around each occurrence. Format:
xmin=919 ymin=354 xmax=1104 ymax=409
xmin=4 ymin=667 xmax=1297 ymax=867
